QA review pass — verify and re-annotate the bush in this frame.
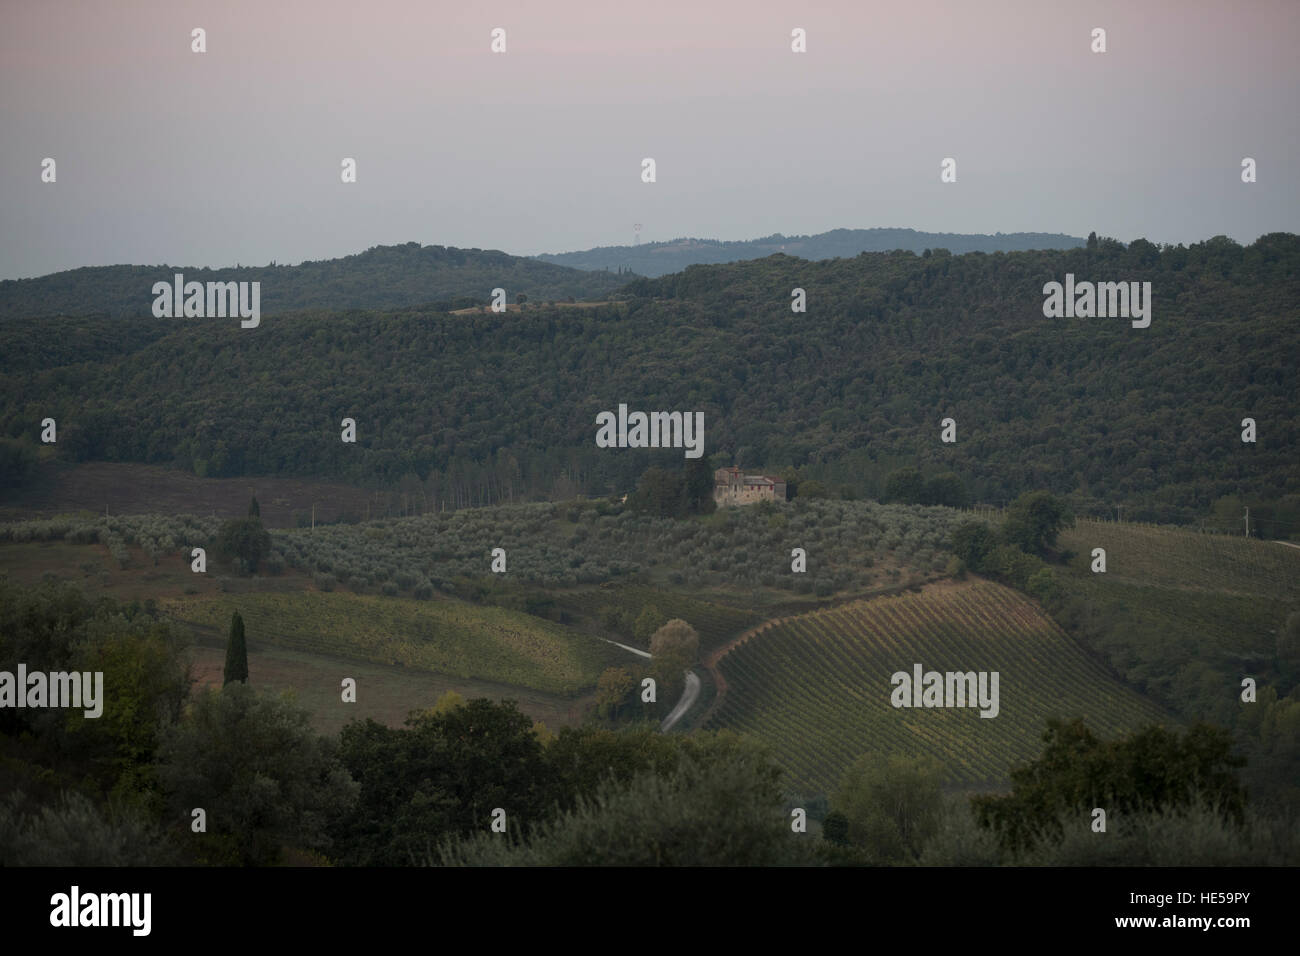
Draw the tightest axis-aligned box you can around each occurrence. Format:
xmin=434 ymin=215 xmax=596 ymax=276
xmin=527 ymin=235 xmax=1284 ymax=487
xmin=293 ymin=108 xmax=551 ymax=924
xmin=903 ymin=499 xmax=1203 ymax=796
xmin=436 ymin=747 xmax=810 ymax=867
xmin=832 ymin=753 xmax=944 ymax=864
xmin=1011 ymin=802 xmax=1299 ymax=867
xmin=0 ymin=791 xmax=178 ymax=866
xmin=982 ymin=544 xmax=1044 ymax=591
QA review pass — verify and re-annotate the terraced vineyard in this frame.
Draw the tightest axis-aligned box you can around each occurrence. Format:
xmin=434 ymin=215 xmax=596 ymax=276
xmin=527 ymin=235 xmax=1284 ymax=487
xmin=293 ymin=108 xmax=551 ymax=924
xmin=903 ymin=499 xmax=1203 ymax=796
xmin=706 ymin=580 xmax=1168 ymax=793
xmin=163 ymin=591 xmax=620 ymax=695
xmin=1059 ymin=519 xmax=1300 ymax=598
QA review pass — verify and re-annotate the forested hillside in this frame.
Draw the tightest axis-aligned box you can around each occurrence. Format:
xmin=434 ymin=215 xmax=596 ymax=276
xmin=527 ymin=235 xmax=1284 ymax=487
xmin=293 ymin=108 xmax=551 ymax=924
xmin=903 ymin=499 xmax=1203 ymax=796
xmin=1 ymin=234 xmax=1295 ymax=524
xmin=537 ymin=227 xmax=1085 ymax=277
xmin=0 ymin=242 xmax=628 ymax=319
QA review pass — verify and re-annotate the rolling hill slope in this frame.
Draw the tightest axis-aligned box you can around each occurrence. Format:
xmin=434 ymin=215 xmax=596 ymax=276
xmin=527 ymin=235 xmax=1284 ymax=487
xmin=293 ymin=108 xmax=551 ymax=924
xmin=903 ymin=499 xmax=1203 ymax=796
xmin=0 ymin=242 xmax=628 ymax=319
xmin=705 ymin=579 xmax=1169 ymax=793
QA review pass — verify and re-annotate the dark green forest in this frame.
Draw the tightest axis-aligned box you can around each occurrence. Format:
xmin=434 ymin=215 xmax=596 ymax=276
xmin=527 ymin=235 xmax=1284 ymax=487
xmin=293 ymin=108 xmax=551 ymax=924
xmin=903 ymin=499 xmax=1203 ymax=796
xmin=0 ymin=242 xmax=628 ymax=320
xmin=536 ymin=227 xmax=1085 ymax=277
xmin=1 ymin=234 xmax=1296 ymax=524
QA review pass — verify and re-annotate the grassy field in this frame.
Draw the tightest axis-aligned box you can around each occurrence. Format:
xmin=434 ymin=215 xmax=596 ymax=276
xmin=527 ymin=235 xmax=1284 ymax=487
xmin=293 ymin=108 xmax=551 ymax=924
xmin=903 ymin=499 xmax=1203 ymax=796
xmin=1060 ymin=518 xmax=1300 ymax=598
xmin=1055 ymin=520 xmax=1300 ymax=727
xmin=706 ymin=579 xmax=1168 ymax=794
xmin=187 ymin=643 xmax=592 ymax=737
xmin=0 ymin=537 xmax=325 ymax=609
xmin=0 ymin=537 xmax=621 ymax=727
xmin=164 ymin=589 xmax=622 ymax=695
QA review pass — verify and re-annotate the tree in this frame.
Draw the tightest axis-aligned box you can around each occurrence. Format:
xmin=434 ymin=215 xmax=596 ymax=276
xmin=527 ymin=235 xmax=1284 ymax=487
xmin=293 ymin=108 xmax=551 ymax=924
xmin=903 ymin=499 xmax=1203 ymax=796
xmin=438 ymin=740 xmax=807 ymax=866
xmin=248 ymin=496 xmax=260 ymax=517
xmin=156 ymin=683 xmax=359 ymax=865
xmin=682 ymin=458 xmax=716 ymax=514
xmin=822 ymin=809 xmax=850 ymax=846
xmin=0 ymin=438 xmax=37 ymax=488
xmin=541 ymin=726 xmax=684 ymax=811
xmin=972 ymin=719 xmax=1246 ymax=852
xmin=1278 ymin=612 xmax=1300 ymax=680
xmin=69 ymin=623 xmax=192 ymax=787
xmin=649 ymin=619 xmax=699 ymax=710
xmin=215 ymin=517 xmax=271 ymax=573
xmin=594 ymin=667 xmax=637 ymax=722
xmin=921 ymin=472 xmax=969 ymax=508
xmin=331 ymin=699 xmax=550 ymax=866
xmin=781 ymin=467 xmax=801 ymax=500
xmin=797 ymin=479 xmax=829 ymax=500
xmin=982 ymin=544 xmax=1045 ymax=590
xmin=831 ymin=753 xmax=944 ymax=863
xmin=632 ymin=604 xmax=664 ymax=644
xmin=884 ymin=467 xmax=924 ymax=504
xmin=949 ymin=521 xmax=996 ymax=571
xmin=1026 ymin=566 xmax=1061 ymax=603
xmin=628 ymin=467 xmax=685 ymax=518
xmin=649 ymin=619 xmax=700 ymax=663
xmin=427 ymin=690 xmax=465 ymax=716
xmin=223 ymin=611 xmax=248 ymax=686
xmin=1000 ymin=490 xmax=1072 ymax=555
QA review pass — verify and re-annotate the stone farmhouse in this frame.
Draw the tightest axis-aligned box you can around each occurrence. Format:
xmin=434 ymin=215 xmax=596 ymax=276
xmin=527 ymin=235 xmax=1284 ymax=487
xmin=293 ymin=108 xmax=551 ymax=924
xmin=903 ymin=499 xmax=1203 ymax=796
xmin=713 ymin=466 xmax=787 ymax=507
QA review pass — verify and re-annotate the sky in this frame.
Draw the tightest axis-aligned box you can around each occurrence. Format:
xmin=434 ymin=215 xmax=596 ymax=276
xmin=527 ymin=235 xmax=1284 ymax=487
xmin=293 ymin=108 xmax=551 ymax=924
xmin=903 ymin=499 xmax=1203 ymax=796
xmin=1 ymin=0 xmax=1297 ymax=278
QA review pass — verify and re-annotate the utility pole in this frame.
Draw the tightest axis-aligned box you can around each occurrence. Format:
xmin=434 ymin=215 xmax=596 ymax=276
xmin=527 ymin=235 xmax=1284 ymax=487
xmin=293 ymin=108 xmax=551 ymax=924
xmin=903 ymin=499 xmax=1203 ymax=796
xmin=1244 ymin=507 xmax=1250 ymax=537
xmin=311 ymin=502 xmax=315 ymax=531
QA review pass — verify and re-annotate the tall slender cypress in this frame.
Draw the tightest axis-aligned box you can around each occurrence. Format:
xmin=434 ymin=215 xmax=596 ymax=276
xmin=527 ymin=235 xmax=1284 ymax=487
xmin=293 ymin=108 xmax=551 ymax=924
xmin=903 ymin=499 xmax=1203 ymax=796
xmin=224 ymin=610 xmax=249 ymax=685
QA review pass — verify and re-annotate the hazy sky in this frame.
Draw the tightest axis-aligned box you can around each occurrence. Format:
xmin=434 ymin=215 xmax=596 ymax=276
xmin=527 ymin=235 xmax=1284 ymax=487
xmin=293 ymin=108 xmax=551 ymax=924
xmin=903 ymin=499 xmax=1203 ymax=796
xmin=2 ymin=0 xmax=1297 ymax=278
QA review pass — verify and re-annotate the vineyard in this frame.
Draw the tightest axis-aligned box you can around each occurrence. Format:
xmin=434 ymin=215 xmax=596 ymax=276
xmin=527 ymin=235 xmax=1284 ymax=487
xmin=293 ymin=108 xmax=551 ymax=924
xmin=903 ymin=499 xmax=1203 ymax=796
xmin=162 ymin=590 xmax=620 ymax=695
xmin=1059 ymin=519 xmax=1300 ymax=598
xmin=706 ymin=579 xmax=1168 ymax=793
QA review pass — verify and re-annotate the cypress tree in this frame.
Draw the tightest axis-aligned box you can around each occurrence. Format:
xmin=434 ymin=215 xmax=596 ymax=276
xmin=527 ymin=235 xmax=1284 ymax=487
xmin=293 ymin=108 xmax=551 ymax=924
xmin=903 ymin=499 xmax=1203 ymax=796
xmin=224 ymin=611 xmax=249 ymax=686
xmin=248 ymin=496 xmax=260 ymax=517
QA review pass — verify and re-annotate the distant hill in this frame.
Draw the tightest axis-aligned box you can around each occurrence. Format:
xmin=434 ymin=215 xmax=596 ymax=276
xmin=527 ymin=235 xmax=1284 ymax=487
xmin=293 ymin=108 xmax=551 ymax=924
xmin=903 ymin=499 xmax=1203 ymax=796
xmin=1 ymin=234 xmax=1295 ymax=525
xmin=535 ymin=227 xmax=1086 ymax=277
xmin=0 ymin=242 xmax=629 ymax=319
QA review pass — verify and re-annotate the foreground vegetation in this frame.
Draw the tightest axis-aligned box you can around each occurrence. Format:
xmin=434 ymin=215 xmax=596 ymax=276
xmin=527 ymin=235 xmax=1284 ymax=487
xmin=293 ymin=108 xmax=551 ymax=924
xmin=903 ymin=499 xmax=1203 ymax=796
xmin=2 ymin=572 xmax=1295 ymax=867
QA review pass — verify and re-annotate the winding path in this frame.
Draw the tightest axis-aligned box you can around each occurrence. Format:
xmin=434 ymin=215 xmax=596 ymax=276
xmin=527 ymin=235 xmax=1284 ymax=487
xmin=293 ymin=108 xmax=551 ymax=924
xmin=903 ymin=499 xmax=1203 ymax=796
xmin=602 ymin=638 xmax=700 ymax=732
